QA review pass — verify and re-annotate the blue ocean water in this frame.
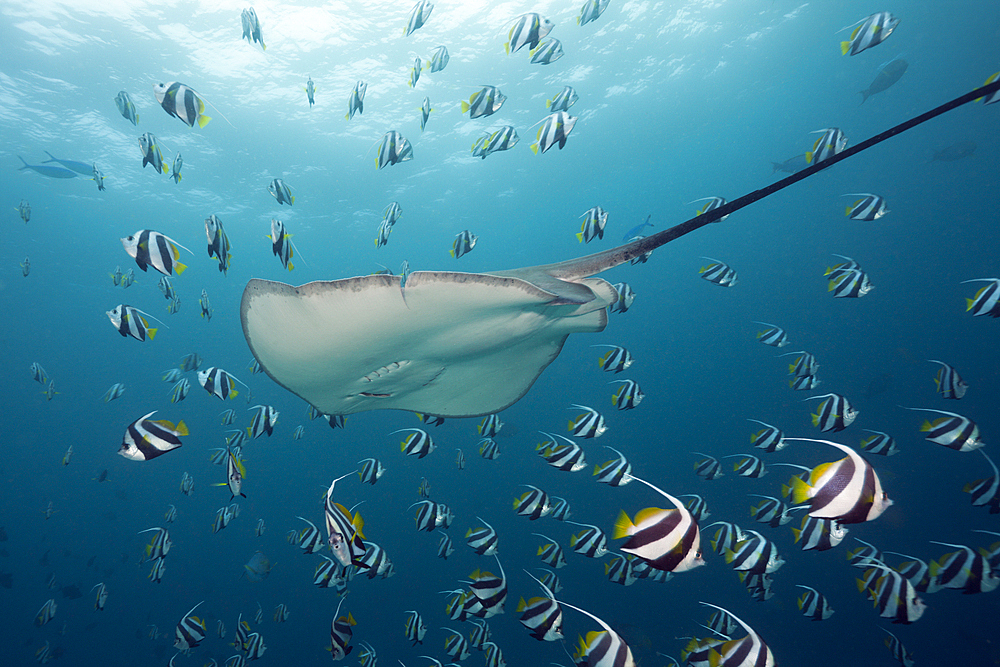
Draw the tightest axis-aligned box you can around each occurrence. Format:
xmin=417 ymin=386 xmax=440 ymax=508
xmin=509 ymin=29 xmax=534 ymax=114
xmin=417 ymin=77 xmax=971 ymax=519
xmin=2 ymin=0 xmax=999 ymax=665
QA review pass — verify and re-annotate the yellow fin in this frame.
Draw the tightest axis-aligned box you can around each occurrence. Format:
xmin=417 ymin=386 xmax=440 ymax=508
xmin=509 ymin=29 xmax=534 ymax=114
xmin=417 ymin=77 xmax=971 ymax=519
xmin=147 ymin=328 xmax=158 ymax=340
xmin=197 ymin=115 xmax=212 ymax=128
xmin=612 ymin=510 xmax=634 ymax=539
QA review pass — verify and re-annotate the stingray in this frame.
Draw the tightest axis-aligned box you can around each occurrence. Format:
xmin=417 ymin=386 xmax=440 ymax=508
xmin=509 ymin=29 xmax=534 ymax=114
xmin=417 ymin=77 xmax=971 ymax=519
xmin=17 ymin=156 xmax=77 ymax=178
xmin=241 ymin=80 xmax=1000 ymax=419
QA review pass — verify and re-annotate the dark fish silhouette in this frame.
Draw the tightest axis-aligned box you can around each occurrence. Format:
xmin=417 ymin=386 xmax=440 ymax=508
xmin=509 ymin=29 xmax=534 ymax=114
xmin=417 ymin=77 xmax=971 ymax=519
xmin=860 ymin=58 xmax=908 ymax=103
xmin=771 ymin=154 xmax=809 ymax=174
xmin=60 ymin=584 xmax=82 ymax=599
xmin=932 ymin=141 xmax=976 ymax=161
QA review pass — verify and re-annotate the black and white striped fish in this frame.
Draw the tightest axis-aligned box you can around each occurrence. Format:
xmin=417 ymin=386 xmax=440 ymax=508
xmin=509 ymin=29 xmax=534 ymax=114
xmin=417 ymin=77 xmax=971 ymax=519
xmin=797 ymin=585 xmax=834 ymax=620
xmin=483 ymin=641 xmax=505 ymax=667
xmin=547 ymin=85 xmax=579 ymax=111
xmin=154 ymin=82 xmax=211 ymax=128
xmin=119 ymin=412 xmax=188 ymax=461
xmin=594 ymin=344 xmax=633 ymax=372
xmin=374 ymin=130 xmax=413 ymax=169
xmin=517 ymin=574 xmax=563 ymax=641
xmin=692 ymin=196 xmax=729 ymax=222
xmin=461 ymin=86 xmax=506 ymax=119
xmin=929 ymin=360 xmax=968 ymax=399
xmin=594 ymin=447 xmax=632 ymax=486
xmin=706 ymin=521 xmax=745 ymax=555
xmin=312 ymin=556 xmax=337 ymax=588
xmin=748 ymin=419 xmax=787 ymax=452
xmin=244 ymin=632 xmax=267 ymax=659
xmin=725 ymin=454 xmax=767 ymax=478
xmin=513 ymin=485 xmax=551 ymax=520
xmin=121 ymin=229 xmax=191 ymax=276
xmin=790 ymin=374 xmax=821 ymax=391
xmin=681 ymin=495 xmax=710 ymax=522
xmin=613 ymin=475 xmax=703 ymax=572
xmin=329 ymin=598 xmax=355 ymax=659
xmin=782 ymin=351 xmax=820 ymax=377
xmin=536 ymin=433 xmax=587 ymax=472
xmin=247 ymin=405 xmax=278 ymax=439
xmin=698 ymin=602 xmax=773 ymax=667
xmin=479 ymin=437 xmax=500 ymax=459
xmin=478 ymin=413 xmax=503 ymax=437
xmin=533 ymin=534 xmax=566 ymax=568
xmin=410 ymin=500 xmax=441 ymax=532
xmin=859 ymin=429 xmax=899 ymax=456
xmin=699 ymin=258 xmax=738 ymax=286
xmin=694 ymin=453 xmax=724 ymax=480
xmin=138 ymin=132 xmax=168 ymax=173
xmin=531 ymin=111 xmax=577 ymax=154
xmin=450 ymin=229 xmax=477 ymax=259
xmin=505 ymin=12 xmax=553 ymax=53
xmin=357 ymin=540 xmax=392 ymax=579
xmin=395 ymin=428 xmax=436 ymax=458
xmin=753 ymin=321 xmax=789 ymax=347
xmin=928 ymin=542 xmax=1000 ymax=594
xmin=483 ymin=125 xmax=519 ymax=156
xmin=91 ymin=583 xmax=108 ymax=611
xmin=784 ymin=438 xmax=891 ymax=524
xmin=605 ymin=553 xmax=638 ymax=586
xmin=437 ymin=530 xmax=455 ymax=559
xmin=964 ymin=450 xmax=1000 ymax=513
xmin=725 ymin=530 xmax=784 ymax=574
xmin=268 ymin=218 xmax=295 ymax=270
xmin=403 ymin=0 xmax=433 ymax=36
xmin=466 ymin=517 xmax=498 ymax=556
xmin=345 ymin=80 xmax=366 ymax=120
xmin=173 ymin=601 xmax=206 ymax=651
xmin=840 ymin=12 xmax=899 ymax=56
xmin=847 ymin=537 xmax=882 ymax=568
xmin=963 ymin=278 xmax=1000 ymax=317
xmin=441 ymin=627 xmax=471 ymax=658
xmin=295 ymin=517 xmax=323 ymax=554
xmin=568 ymin=521 xmax=609 ymax=559
xmin=198 ymin=367 xmax=244 ymax=401
xmin=610 ymin=282 xmax=636 ymax=313
xmin=806 ymin=127 xmax=848 ymax=164
xmin=357 ymin=458 xmax=385 ymax=485
xmin=858 ymin=562 xmax=926 ymax=624
xmin=883 ymin=628 xmax=914 ymax=667
xmin=107 ymin=305 xmax=162 ymax=341
xmin=467 ymin=555 xmax=507 ymax=617
xmin=427 ymin=45 xmax=449 ymax=72
xmin=403 ymin=609 xmax=426 ymax=645
xmin=611 ymin=379 xmax=643 ymax=410
xmin=32 ymin=599 xmax=55 ymax=626
xmin=791 ymin=514 xmax=847 ymax=551
xmin=748 ymin=495 xmax=794 ymax=527
xmin=577 ymin=206 xmax=607 ymax=244
xmin=529 ymin=38 xmax=563 ymax=65
xmin=204 ymin=214 xmax=231 ymax=275
xmin=565 ymin=599 xmax=636 ymax=667
xmin=828 ymin=268 xmax=872 ymax=298
xmin=906 ymin=407 xmax=983 ymax=451
xmin=883 ymin=552 xmax=931 ymax=593
xmin=568 ymin=404 xmax=606 ymax=438
xmin=139 ymin=526 xmax=172 ymax=560
xmin=549 ymin=496 xmax=571 ymax=521
xmin=807 ymin=393 xmax=858 ymax=432
xmin=844 ymin=193 xmax=888 ymax=220
xmin=324 ymin=473 xmax=367 ymax=568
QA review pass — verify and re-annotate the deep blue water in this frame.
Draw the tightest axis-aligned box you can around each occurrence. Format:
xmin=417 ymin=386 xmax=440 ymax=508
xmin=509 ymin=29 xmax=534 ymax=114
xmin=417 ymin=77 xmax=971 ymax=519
xmin=2 ymin=1 xmax=999 ymax=665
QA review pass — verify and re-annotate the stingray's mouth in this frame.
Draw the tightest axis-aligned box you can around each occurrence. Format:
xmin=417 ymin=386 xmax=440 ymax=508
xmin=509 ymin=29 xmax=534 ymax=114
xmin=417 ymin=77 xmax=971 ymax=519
xmin=359 ymin=392 xmax=391 ymax=398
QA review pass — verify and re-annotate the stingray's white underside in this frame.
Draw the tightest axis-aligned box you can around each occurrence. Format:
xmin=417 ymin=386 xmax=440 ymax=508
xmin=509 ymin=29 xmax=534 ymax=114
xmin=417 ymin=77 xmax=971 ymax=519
xmin=241 ymin=271 xmax=617 ymax=417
